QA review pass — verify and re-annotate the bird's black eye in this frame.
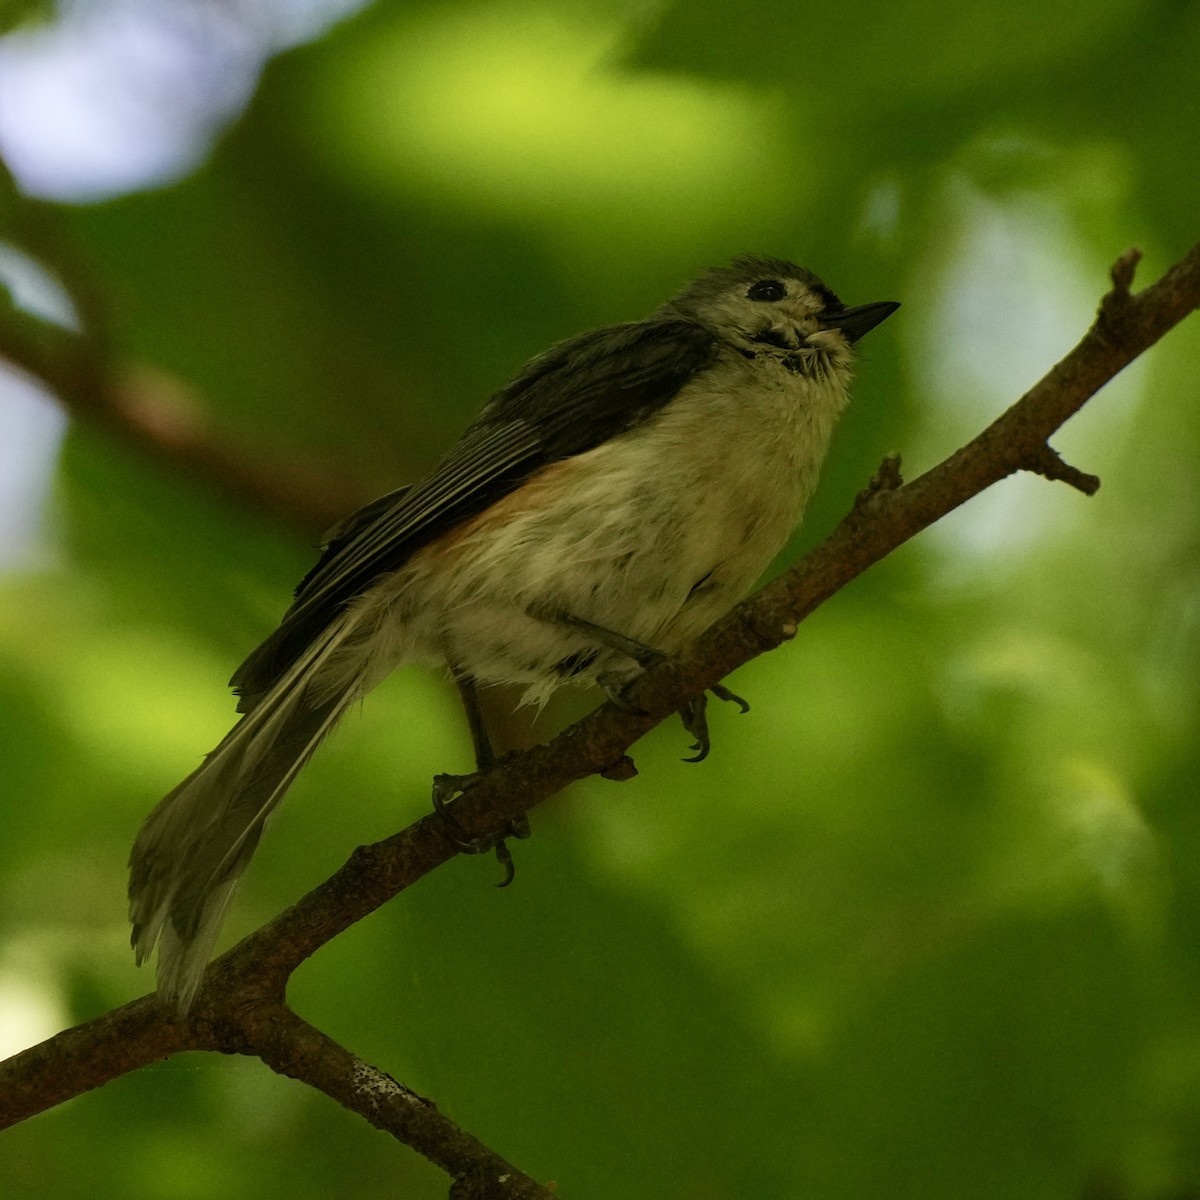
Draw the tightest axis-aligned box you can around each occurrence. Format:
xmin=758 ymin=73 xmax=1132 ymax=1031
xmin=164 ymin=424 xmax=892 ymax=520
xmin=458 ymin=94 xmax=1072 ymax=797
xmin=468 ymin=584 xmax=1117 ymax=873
xmin=746 ymin=279 xmax=786 ymax=302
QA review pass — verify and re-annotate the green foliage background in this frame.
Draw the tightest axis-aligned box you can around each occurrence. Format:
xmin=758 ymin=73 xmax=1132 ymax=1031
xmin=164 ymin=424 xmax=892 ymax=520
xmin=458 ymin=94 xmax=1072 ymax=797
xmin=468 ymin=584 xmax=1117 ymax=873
xmin=2 ymin=0 xmax=1199 ymax=1197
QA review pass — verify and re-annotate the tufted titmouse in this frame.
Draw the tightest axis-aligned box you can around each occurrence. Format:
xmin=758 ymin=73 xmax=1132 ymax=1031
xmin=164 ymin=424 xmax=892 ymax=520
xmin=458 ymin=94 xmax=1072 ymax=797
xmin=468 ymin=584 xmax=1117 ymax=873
xmin=128 ymin=255 xmax=898 ymax=1010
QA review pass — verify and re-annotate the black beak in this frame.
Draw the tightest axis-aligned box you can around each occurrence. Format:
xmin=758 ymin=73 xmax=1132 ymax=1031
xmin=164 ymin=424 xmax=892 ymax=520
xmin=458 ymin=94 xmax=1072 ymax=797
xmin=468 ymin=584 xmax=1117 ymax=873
xmin=818 ymin=300 xmax=900 ymax=343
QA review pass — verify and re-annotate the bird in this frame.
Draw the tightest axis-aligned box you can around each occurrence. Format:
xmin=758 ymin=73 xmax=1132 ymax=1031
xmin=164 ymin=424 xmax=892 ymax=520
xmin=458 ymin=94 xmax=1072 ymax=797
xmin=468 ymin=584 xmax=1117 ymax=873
xmin=128 ymin=255 xmax=899 ymax=1012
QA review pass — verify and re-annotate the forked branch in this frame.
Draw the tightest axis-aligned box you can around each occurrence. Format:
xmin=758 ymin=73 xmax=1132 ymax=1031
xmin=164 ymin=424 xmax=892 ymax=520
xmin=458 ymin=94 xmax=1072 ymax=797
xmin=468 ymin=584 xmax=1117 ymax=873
xmin=1 ymin=241 xmax=1197 ymax=1197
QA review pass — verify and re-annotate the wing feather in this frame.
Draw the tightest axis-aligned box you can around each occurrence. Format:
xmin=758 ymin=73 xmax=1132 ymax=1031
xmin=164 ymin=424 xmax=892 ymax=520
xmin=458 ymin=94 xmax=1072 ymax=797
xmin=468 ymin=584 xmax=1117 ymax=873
xmin=231 ymin=317 xmax=717 ymax=701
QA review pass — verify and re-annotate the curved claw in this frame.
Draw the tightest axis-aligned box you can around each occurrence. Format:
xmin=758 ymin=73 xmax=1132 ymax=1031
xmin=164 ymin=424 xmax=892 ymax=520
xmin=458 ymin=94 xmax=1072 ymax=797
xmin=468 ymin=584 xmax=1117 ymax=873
xmin=710 ymin=683 xmax=750 ymax=714
xmin=679 ymin=694 xmax=711 ymax=763
xmin=596 ymin=650 xmax=749 ymax=761
xmin=494 ymin=840 xmax=516 ymax=888
xmin=491 ymin=815 xmax=530 ymax=885
xmin=677 ymin=682 xmax=749 ymax=761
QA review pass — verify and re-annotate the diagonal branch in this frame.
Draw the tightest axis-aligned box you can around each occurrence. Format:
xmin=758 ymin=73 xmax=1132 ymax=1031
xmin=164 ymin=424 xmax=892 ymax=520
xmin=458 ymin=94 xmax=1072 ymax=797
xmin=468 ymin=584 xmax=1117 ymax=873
xmin=243 ymin=1008 xmax=555 ymax=1199
xmin=1 ymin=242 xmax=1197 ymax=1193
xmin=0 ymin=295 xmax=365 ymax=535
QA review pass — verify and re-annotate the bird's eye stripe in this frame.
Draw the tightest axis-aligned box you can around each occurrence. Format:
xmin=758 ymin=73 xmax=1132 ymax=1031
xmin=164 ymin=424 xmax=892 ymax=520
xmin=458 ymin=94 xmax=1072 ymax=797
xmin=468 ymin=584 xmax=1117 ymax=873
xmin=747 ymin=279 xmax=786 ymax=302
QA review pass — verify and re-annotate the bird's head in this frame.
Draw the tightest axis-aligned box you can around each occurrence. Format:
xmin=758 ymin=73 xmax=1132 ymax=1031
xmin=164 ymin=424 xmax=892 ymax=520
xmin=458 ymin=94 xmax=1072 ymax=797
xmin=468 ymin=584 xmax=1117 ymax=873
xmin=659 ymin=255 xmax=899 ymax=375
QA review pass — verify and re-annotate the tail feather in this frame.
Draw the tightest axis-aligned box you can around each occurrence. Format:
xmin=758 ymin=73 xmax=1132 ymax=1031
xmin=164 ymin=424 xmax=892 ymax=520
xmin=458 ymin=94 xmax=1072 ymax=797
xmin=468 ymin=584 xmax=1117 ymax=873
xmin=129 ymin=618 xmax=359 ymax=1013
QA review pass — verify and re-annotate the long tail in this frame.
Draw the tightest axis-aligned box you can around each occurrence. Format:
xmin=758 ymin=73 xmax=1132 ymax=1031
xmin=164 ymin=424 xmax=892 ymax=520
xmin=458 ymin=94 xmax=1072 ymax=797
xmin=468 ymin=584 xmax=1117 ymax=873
xmin=128 ymin=617 xmax=360 ymax=1013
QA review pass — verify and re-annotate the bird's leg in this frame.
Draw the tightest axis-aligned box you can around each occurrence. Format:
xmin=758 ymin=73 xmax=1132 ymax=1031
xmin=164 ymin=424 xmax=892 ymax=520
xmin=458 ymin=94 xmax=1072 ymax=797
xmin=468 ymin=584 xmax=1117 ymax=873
xmin=457 ymin=666 xmax=497 ymax=774
xmin=532 ymin=606 xmax=750 ymax=761
xmin=433 ymin=666 xmax=529 ymax=887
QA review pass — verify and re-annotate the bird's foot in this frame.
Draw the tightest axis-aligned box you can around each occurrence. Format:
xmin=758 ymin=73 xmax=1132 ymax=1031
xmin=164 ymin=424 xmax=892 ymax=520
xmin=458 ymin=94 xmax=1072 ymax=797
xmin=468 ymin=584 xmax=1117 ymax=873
xmin=678 ymin=684 xmax=749 ymax=762
xmin=598 ymin=669 xmax=749 ymax=762
xmin=432 ymin=772 xmax=531 ymax=888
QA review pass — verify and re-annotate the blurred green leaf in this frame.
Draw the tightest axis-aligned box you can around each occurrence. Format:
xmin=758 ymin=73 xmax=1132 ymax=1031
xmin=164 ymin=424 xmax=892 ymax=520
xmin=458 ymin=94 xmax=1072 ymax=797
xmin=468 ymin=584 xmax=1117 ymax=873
xmin=0 ymin=0 xmax=55 ymax=36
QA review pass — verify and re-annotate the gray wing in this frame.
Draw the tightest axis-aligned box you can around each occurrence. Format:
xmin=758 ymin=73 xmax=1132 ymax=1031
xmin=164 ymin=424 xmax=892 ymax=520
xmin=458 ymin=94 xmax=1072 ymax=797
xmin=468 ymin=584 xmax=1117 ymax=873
xmin=230 ymin=317 xmax=718 ymax=704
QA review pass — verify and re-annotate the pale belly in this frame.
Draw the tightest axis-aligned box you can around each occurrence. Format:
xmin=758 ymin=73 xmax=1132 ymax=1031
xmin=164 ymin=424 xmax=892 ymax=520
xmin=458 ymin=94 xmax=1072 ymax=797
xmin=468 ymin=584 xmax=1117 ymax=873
xmin=321 ymin=354 xmax=847 ymax=706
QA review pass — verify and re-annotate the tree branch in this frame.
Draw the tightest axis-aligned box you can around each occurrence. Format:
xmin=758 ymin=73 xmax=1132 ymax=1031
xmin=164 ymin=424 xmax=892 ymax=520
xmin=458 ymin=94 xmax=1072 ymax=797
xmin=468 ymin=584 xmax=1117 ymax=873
xmin=0 ymin=995 xmax=190 ymax=1123
xmin=2 ymin=242 xmax=1197 ymax=1194
xmin=0 ymin=163 xmax=362 ymax=535
xmin=242 ymin=1008 xmax=554 ymax=1199
xmin=0 ymin=296 xmax=364 ymax=535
